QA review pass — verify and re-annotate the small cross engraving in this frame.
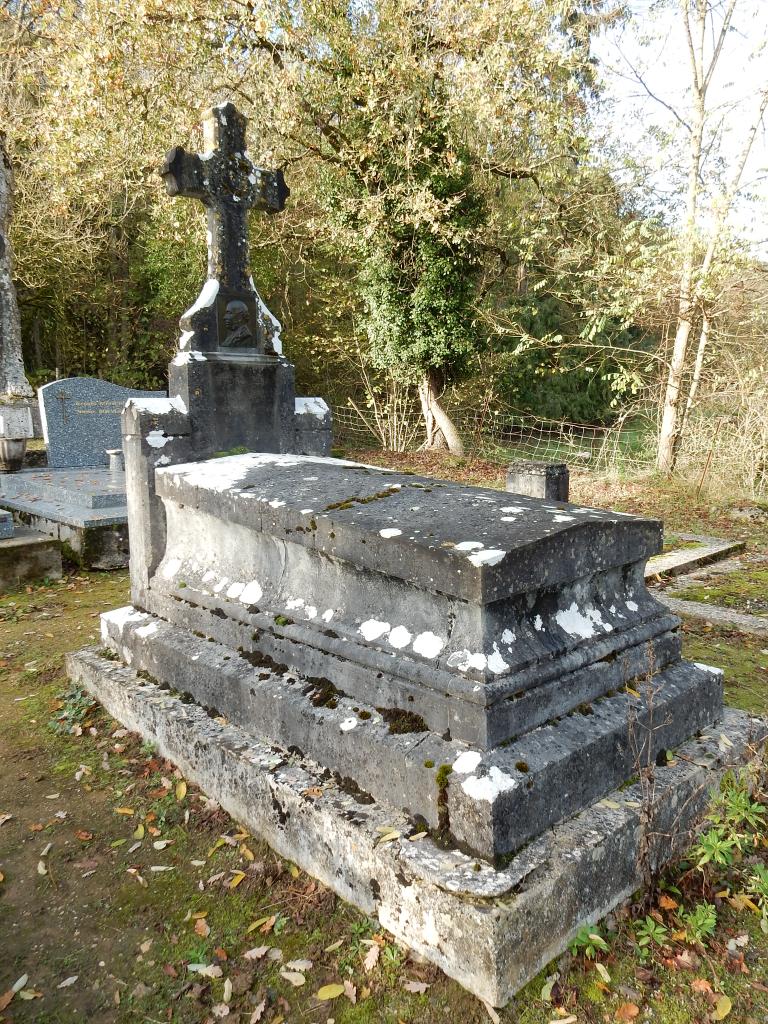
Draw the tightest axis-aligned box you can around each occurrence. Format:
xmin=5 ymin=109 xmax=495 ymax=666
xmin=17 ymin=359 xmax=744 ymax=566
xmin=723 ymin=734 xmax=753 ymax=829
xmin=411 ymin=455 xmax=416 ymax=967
xmin=55 ymin=388 xmax=71 ymax=424
xmin=161 ymin=102 xmax=288 ymax=352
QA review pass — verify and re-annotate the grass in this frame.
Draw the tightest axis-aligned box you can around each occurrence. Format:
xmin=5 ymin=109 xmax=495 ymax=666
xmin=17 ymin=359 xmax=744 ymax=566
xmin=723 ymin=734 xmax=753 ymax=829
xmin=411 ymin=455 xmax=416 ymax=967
xmin=674 ymin=566 xmax=768 ymax=616
xmin=1 ymin=468 xmax=768 ymax=1022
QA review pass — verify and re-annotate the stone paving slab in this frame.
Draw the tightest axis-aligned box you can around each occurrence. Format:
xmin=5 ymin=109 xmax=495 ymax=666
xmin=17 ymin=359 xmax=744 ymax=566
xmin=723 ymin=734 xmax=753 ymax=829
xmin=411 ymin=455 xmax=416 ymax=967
xmin=657 ymin=594 xmax=768 ymax=637
xmin=68 ymin=644 xmax=768 ymax=1007
xmin=645 ymin=534 xmax=745 ymax=580
xmin=0 ymin=467 xmax=128 ymax=518
xmin=0 ymin=509 xmax=12 ymax=540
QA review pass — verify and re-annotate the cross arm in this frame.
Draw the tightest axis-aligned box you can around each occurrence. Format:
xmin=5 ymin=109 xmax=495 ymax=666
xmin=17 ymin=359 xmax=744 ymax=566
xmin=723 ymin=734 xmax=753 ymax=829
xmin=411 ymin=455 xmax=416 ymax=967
xmin=250 ymin=167 xmax=290 ymax=214
xmin=161 ymin=147 xmax=207 ymax=200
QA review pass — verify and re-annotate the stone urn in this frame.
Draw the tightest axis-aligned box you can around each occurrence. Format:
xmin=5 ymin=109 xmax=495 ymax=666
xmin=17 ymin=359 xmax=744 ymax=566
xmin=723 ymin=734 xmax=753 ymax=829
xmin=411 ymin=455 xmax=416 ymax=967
xmin=0 ymin=436 xmax=26 ymax=472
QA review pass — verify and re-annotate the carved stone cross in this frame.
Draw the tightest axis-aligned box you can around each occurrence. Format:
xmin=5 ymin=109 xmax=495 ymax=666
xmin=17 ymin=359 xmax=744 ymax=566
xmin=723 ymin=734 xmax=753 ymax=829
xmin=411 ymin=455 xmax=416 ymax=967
xmin=161 ymin=103 xmax=288 ymax=353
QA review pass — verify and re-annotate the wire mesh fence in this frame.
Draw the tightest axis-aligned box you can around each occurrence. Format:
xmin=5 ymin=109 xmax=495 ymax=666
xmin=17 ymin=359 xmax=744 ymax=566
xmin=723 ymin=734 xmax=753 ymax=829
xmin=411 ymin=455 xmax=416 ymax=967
xmin=331 ymin=401 xmax=659 ymax=476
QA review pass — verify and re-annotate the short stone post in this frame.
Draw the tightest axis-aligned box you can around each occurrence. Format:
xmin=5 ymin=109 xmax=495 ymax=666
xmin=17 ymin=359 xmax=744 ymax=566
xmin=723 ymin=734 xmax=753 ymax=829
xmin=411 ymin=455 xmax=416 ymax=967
xmin=506 ymin=460 xmax=569 ymax=502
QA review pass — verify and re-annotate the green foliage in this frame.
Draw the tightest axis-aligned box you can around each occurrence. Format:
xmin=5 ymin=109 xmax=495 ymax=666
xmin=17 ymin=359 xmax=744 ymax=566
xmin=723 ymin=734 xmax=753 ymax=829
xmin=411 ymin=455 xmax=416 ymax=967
xmin=691 ymin=826 xmax=740 ymax=870
xmin=633 ymin=915 xmax=668 ymax=954
xmin=680 ymin=902 xmax=717 ymax=945
xmin=568 ymin=924 xmax=609 ymax=959
xmin=48 ymin=683 xmax=97 ymax=736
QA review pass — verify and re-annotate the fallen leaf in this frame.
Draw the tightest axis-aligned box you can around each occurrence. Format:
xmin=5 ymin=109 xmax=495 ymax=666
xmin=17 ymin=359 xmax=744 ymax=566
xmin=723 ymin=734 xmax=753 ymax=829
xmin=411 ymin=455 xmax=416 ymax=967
xmin=285 ymin=959 xmax=313 ymax=971
xmin=139 ymin=939 xmax=153 ymax=954
xmin=75 ymin=829 xmax=93 ymax=841
xmin=712 ymin=995 xmax=732 ymax=1020
xmin=18 ymin=989 xmax=43 ymax=1000
xmin=57 ymin=975 xmax=78 ymax=988
xmin=243 ymin=946 xmax=270 ymax=961
xmin=344 ymin=979 xmax=357 ymax=1003
xmin=12 ymin=976 xmax=28 ymax=994
xmin=115 ymin=807 xmax=134 ymax=815
xmin=195 ymin=918 xmax=211 ymax=938
xmin=595 ymin=962 xmax=611 ymax=983
xmin=363 ymin=943 xmax=380 ymax=972
xmin=280 ymin=970 xmax=306 ymax=987
xmin=153 ymin=839 xmax=173 ymax=850
xmin=37 ymin=859 xmax=48 ymax=875
xmin=249 ymin=998 xmax=267 ymax=1022
xmin=211 ymin=1004 xmax=230 ymax=1018
xmin=692 ymin=978 xmax=714 ymax=994
xmin=0 ymin=991 xmax=13 ymax=1012
xmin=483 ymin=1001 xmax=501 ymax=1023
xmin=187 ymin=963 xmax=223 ymax=979
xmin=324 ymin=939 xmax=344 ymax=953
xmin=176 ymin=780 xmax=187 ymax=801
xmin=403 ymin=979 xmax=429 ymax=993
xmin=540 ymin=973 xmax=558 ymax=1002
xmin=376 ymin=829 xmax=400 ymax=845
xmin=616 ymin=1004 xmax=640 ymax=1021
xmin=223 ymin=978 xmax=233 ymax=1003
xmin=316 ymin=983 xmax=345 ymax=1001
xmin=0 ymin=813 xmax=12 ymax=827
xmin=229 ymin=870 xmax=246 ymax=889
xmin=659 ymin=894 xmax=678 ymax=910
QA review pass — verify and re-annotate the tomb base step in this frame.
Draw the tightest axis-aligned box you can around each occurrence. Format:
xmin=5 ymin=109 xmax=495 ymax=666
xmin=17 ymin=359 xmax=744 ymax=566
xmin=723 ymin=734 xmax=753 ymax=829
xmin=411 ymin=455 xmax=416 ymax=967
xmin=67 ymin=645 xmax=767 ymax=1007
xmin=0 ymin=525 xmax=62 ymax=592
xmin=102 ymin=607 xmax=724 ymax=862
xmin=5 ymin=506 xmax=128 ymax=569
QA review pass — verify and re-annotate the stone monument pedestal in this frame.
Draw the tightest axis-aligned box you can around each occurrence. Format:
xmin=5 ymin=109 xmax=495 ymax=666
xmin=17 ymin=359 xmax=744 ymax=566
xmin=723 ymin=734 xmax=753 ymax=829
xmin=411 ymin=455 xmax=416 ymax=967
xmin=507 ymin=459 xmax=569 ymax=501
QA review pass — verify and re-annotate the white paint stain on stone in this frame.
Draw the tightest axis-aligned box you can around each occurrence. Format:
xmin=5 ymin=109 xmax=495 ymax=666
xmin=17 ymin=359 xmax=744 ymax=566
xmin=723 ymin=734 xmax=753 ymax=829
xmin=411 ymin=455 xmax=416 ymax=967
xmin=553 ymin=514 xmax=575 ymax=523
xmin=501 ymin=506 xmax=525 ymax=513
xmin=533 ymin=615 xmax=544 ymax=631
xmin=160 ymin=558 xmax=182 ymax=581
xmin=461 ymin=767 xmax=519 ymax=802
xmin=388 ymin=625 xmax=412 ymax=649
xmin=501 ymin=628 xmax=515 ymax=645
xmin=286 ymin=598 xmax=304 ymax=610
xmin=379 ymin=528 xmax=402 ymax=539
xmin=322 ymin=609 xmax=334 ymax=623
xmin=694 ymin=662 xmax=723 ymax=676
xmin=146 ymin=430 xmax=170 ymax=448
xmin=626 ymin=600 xmax=639 ymax=612
xmin=226 ymin=582 xmax=245 ymax=599
xmin=340 ymin=717 xmax=357 ymax=732
xmin=269 ymin=499 xmax=286 ymax=509
xmin=454 ymin=541 xmax=484 ymax=552
xmin=156 ymin=455 xmax=171 ymax=466
xmin=305 ymin=606 xmax=318 ymax=619
xmin=500 ymin=516 xmax=517 ymax=522
xmin=468 ymin=549 xmax=506 ymax=567
xmin=135 ymin=622 xmax=159 ymax=639
xmin=359 ymin=619 xmax=390 ymax=642
xmin=240 ymin=580 xmax=263 ymax=604
xmin=447 ymin=650 xmax=486 ymax=672
xmin=412 ymin=632 xmax=445 ymax=659
xmin=487 ymin=644 xmax=509 ymax=674
xmin=452 ymin=751 xmax=482 ymax=774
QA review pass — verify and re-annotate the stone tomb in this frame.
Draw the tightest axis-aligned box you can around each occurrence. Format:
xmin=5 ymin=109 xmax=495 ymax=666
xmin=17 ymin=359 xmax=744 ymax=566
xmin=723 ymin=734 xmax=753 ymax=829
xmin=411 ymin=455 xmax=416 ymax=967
xmin=0 ymin=378 xmax=165 ymax=568
xmin=70 ymin=451 xmax=767 ymax=1002
xmin=66 ymin=102 xmax=766 ymax=1006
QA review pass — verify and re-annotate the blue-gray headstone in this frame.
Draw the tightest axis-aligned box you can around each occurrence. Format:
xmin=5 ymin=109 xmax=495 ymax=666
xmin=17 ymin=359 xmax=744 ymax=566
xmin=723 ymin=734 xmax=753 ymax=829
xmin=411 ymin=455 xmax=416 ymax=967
xmin=39 ymin=378 xmax=166 ymax=469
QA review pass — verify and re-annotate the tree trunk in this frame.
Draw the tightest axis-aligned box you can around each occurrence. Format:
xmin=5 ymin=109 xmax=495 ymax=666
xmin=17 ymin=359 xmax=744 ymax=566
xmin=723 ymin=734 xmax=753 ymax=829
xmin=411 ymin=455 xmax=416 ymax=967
xmin=675 ymin=310 xmax=710 ymax=457
xmin=657 ymin=2 xmax=768 ymax=473
xmin=418 ymin=371 xmax=464 ymax=456
xmin=0 ymin=136 xmax=32 ymax=399
xmin=656 ymin=3 xmax=706 ymax=474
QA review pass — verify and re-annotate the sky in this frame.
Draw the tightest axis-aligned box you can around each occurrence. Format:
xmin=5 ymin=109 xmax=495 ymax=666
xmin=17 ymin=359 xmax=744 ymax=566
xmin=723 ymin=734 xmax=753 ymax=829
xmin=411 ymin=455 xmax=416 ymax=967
xmin=592 ymin=0 xmax=768 ymax=254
